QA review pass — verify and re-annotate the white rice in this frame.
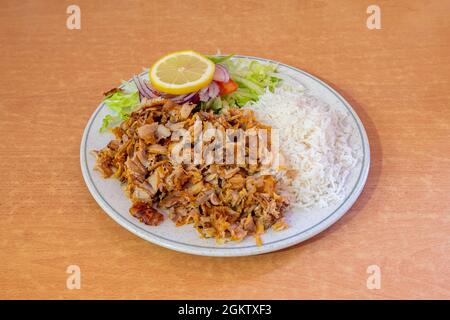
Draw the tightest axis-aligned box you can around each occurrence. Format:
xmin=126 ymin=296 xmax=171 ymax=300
xmin=246 ymin=88 xmax=361 ymax=209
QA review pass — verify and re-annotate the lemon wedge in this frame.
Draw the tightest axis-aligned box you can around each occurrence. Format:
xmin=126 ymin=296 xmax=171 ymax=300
xmin=149 ymin=50 xmax=215 ymax=95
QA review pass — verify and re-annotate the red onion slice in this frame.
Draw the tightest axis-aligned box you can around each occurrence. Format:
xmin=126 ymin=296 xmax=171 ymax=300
xmin=134 ymin=74 xmax=205 ymax=104
xmin=171 ymin=91 xmax=198 ymax=104
xmin=198 ymin=81 xmax=220 ymax=101
xmin=208 ymin=81 xmax=220 ymax=98
xmin=171 ymin=93 xmax=188 ymax=103
xmin=142 ymin=83 xmax=158 ymax=98
xmin=199 ymin=86 xmax=210 ymax=102
xmin=187 ymin=93 xmax=200 ymax=104
xmin=213 ymin=64 xmax=230 ymax=83
xmin=179 ymin=92 xmax=197 ymax=103
xmin=137 ymin=76 xmax=158 ymax=98
xmin=133 ymin=75 xmax=147 ymax=99
xmin=144 ymin=81 xmax=161 ymax=96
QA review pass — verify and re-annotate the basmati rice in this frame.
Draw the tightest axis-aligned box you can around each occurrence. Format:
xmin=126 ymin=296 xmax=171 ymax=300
xmin=247 ymin=88 xmax=361 ymax=208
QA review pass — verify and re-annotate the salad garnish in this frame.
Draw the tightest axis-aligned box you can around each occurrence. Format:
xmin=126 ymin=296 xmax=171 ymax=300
xmin=100 ymin=81 xmax=139 ymax=132
xmin=100 ymin=51 xmax=282 ymax=132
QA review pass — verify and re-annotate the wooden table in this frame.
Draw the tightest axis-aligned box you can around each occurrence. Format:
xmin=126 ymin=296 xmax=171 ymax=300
xmin=1 ymin=0 xmax=449 ymax=299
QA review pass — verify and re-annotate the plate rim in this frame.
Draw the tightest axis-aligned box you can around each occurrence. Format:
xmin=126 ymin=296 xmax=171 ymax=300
xmin=80 ymin=55 xmax=370 ymax=257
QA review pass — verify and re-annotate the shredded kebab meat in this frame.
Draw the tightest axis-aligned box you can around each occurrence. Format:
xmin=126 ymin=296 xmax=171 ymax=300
xmin=94 ymin=98 xmax=288 ymax=245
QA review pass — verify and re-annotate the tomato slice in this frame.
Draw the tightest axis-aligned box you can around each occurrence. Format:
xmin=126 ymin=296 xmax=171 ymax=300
xmin=217 ymin=79 xmax=238 ymax=96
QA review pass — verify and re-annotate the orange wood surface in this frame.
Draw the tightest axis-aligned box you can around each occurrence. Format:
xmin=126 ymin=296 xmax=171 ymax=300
xmin=0 ymin=0 xmax=449 ymax=299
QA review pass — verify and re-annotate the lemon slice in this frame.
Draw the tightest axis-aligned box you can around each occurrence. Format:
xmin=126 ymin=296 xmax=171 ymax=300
xmin=149 ymin=50 xmax=215 ymax=95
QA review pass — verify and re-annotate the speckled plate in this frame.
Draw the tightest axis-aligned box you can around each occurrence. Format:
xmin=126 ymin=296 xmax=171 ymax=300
xmin=80 ymin=55 xmax=370 ymax=256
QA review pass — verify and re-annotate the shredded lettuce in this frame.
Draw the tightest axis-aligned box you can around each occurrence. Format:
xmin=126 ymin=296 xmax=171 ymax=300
xmin=224 ymin=87 xmax=259 ymax=107
xmin=205 ymin=58 xmax=282 ymax=111
xmin=100 ymin=81 xmax=139 ymax=132
xmin=200 ymin=96 xmax=229 ymax=113
xmin=225 ymin=59 xmax=281 ymax=95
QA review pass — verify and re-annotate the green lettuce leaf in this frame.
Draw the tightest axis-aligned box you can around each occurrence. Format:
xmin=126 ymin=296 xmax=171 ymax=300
xmin=100 ymin=82 xmax=139 ymax=132
xmin=204 ymin=58 xmax=282 ymax=111
xmin=225 ymin=59 xmax=281 ymax=94
xmin=206 ymin=54 xmax=234 ymax=64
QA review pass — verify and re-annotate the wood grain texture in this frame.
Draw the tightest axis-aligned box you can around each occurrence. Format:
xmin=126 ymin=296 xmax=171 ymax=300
xmin=0 ymin=0 xmax=449 ymax=299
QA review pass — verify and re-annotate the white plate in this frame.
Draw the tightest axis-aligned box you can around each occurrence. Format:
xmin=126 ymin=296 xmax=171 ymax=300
xmin=80 ymin=56 xmax=370 ymax=257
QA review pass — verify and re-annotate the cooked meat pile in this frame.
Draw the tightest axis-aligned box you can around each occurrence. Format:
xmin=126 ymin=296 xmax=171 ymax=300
xmin=94 ymin=98 xmax=288 ymax=244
